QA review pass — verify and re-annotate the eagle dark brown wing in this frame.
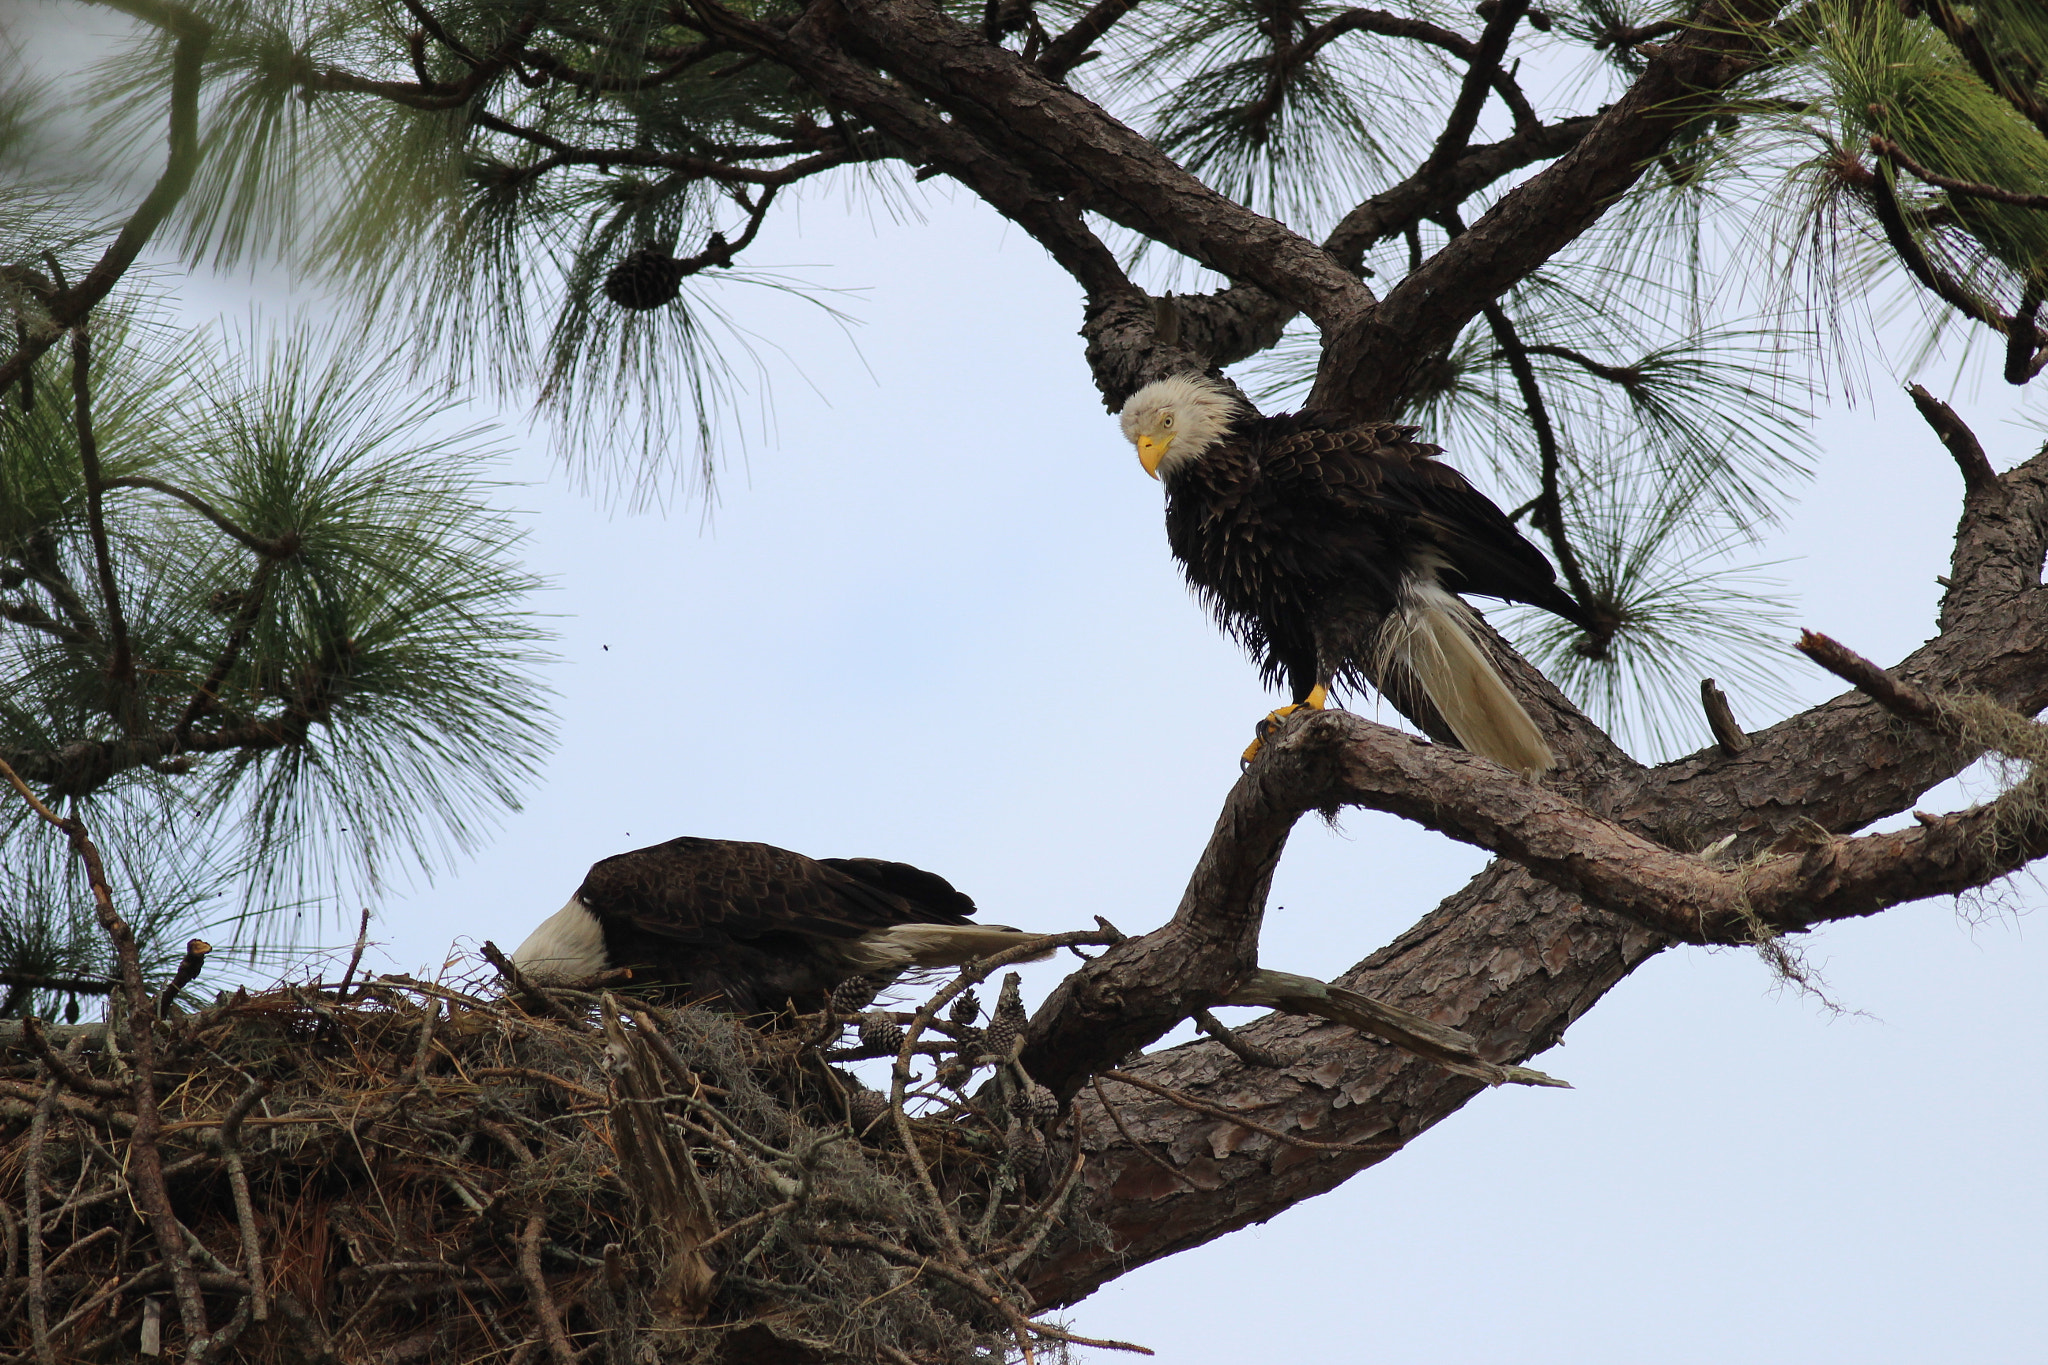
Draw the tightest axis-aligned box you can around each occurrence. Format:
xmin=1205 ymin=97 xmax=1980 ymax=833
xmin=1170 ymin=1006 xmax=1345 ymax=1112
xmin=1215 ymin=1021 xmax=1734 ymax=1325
xmin=1251 ymin=422 xmax=1592 ymax=626
xmin=574 ymin=837 xmax=978 ymax=1013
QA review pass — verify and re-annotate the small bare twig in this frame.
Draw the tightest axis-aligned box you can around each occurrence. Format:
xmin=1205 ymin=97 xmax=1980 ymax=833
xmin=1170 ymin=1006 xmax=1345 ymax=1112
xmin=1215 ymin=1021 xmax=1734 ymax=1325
xmin=1190 ymin=1007 xmax=1285 ymax=1067
xmin=1229 ymin=968 xmax=1569 ymax=1088
xmin=1795 ymin=631 xmax=1944 ymax=729
xmin=1906 ymin=384 xmax=1999 ymax=494
xmin=156 ymin=939 xmax=211 ymax=1017
xmin=1700 ymin=679 xmax=1750 ymax=755
xmin=479 ymin=940 xmax=583 ymax=1025
xmin=1090 ymin=1075 xmax=1198 ymax=1191
xmin=1870 ymin=136 xmax=2048 ymax=210
xmin=335 ymin=907 xmax=371 ymax=1001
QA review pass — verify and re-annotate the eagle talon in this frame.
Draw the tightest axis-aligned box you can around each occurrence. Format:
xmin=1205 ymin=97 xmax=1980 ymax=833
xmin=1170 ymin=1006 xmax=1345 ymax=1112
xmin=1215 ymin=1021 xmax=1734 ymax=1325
xmin=1241 ymin=685 xmax=1330 ymax=767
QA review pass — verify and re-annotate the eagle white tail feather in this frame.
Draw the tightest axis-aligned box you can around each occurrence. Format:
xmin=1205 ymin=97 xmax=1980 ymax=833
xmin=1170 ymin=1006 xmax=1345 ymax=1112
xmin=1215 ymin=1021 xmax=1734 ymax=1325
xmin=1379 ymin=580 xmax=1555 ymax=777
xmin=850 ymin=924 xmax=1055 ymax=972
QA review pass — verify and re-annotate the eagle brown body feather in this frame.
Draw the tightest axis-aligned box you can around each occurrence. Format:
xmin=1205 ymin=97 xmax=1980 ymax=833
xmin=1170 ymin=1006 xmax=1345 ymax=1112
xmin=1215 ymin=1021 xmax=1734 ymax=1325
xmin=1120 ymin=374 xmax=1596 ymax=773
xmin=1163 ymin=411 xmax=1594 ymax=701
xmin=510 ymin=837 xmax=1033 ymax=1015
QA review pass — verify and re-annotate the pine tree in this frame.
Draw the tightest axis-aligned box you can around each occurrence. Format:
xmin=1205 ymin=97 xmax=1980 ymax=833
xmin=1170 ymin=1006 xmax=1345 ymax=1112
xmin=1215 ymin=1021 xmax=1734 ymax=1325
xmin=4 ymin=0 xmax=2048 ymax=1348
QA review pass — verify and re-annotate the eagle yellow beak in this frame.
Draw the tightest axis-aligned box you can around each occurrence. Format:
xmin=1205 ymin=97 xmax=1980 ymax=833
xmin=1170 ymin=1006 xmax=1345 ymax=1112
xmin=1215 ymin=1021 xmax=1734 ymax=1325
xmin=1137 ymin=433 xmax=1172 ymax=478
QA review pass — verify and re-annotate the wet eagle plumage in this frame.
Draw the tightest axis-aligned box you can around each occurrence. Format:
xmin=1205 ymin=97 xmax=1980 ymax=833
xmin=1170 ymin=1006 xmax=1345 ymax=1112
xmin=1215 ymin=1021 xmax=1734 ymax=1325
xmin=1123 ymin=375 xmax=1597 ymax=774
xmin=509 ymin=837 xmax=1040 ymax=1015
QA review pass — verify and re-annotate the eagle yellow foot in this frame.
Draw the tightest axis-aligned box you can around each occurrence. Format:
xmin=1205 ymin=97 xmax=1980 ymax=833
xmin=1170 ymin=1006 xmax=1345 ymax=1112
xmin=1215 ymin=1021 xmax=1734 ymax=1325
xmin=1240 ymin=685 xmax=1329 ymax=767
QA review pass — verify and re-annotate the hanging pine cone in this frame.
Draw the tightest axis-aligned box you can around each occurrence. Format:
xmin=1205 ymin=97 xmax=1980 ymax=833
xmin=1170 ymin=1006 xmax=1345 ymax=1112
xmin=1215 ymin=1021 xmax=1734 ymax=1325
xmin=934 ymin=1057 xmax=972 ymax=1092
xmin=858 ymin=1015 xmax=905 ymax=1055
xmin=603 ymin=241 xmax=685 ymax=310
xmin=949 ymin=990 xmax=981 ymax=1027
xmin=848 ymin=1088 xmax=890 ymax=1131
xmin=1020 ymin=1083 xmax=1058 ymax=1123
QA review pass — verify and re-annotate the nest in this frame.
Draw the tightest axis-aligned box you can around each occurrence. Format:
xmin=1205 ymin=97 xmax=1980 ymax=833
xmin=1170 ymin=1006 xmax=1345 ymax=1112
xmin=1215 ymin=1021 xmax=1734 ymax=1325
xmin=0 ymin=950 xmax=1129 ymax=1365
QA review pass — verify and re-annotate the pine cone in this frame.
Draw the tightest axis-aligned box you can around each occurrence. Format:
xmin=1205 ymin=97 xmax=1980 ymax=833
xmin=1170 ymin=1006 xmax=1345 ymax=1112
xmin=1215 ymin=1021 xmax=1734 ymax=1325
xmin=830 ymin=975 xmax=879 ymax=1014
xmin=858 ymin=1015 xmax=905 ymax=1054
xmin=602 ymin=243 xmax=685 ymax=310
xmin=934 ymin=1057 xmax=972 ymax=1092
xmin=848 ymin=1088 xmax=890 ymax=1131
xmin=985 ymin=973 xmax=1028 ymax=1060
xmin=949 ymin=990 xmax=981 ymax=1027
xmin=1020 ymin=1083 xmax=1058 ymax=1123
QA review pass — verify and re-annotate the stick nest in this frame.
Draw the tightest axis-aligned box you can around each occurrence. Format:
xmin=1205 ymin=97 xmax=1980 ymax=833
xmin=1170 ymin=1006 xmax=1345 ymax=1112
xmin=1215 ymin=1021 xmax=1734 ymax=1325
xmin=0 ymin=966 xmax=1112 ymax=1365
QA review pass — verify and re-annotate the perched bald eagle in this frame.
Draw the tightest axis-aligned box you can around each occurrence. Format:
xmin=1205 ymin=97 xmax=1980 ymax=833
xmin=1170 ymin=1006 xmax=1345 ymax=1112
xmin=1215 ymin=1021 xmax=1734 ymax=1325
xmin=510 ymin=837 xmax=1045 ymax=1014
xmin=1120 ymin=373 xmax=1598 ymax=775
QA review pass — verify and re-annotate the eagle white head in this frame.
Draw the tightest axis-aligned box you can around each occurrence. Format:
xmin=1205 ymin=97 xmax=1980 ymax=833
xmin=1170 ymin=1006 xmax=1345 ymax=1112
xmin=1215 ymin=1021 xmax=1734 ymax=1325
xmin=1119 ymin=373 xmax=1241 ymax=480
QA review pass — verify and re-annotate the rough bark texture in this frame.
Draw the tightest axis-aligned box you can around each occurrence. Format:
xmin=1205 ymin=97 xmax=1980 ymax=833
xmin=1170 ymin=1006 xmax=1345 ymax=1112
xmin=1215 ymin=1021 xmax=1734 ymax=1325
xmin=1014 ymin=439 xmax=2048 ymax=1307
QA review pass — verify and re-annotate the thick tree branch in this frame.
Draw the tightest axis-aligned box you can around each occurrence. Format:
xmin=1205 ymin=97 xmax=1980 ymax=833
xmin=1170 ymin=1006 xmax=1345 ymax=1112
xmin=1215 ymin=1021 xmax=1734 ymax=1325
xmin=1324 ymin=117 xmax=1597 ymax=273
xmin=1421 ymin=0 xmax=1530 ymax=173
xmin=1311 ymin=0 xmax=1788 ymax=417
xmin=680 ymin=0 xmax=1138 ymax=306
xmin=1 ymin=713 xmax=319 ymax=799
xmin=1019 ymin=431 xmax=2048 ymax=1307
xmin=805 ymin=0 xmax=1372 ymax=325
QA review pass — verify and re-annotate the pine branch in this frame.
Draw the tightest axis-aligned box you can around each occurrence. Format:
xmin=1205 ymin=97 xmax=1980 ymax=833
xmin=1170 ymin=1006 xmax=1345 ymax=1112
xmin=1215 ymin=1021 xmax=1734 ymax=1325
xmin=1921 ymin=0 xmax=2048 ymax=140
xmin=1296 ymin=8 xmax=1538 ymax=130
xmin=1422 ymin=0 xmax=1531 ymax=173
xmin=1478 ymin=300 xmax=1599 ymax=618
xmin=1038 ymin=0 xmax=1143 ymax=79
xmin=0 ymin=4 xmax=210 ymax=399
xmin=69 ymin=329 xmax=133 ymax=704
xmin=1870 ymin=136 xmax=2048 ymax=210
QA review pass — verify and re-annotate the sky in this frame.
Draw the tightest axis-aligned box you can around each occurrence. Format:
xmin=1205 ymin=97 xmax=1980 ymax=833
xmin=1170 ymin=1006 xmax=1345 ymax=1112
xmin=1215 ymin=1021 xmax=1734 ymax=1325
xmin=10 ymin=7 xmax=2048 ymax=1362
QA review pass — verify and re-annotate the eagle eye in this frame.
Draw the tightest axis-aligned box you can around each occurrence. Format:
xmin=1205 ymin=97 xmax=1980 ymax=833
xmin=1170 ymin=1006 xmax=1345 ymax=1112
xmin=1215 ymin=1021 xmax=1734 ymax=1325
xmin=1161 ymin=413 xmax=1175 ymax=428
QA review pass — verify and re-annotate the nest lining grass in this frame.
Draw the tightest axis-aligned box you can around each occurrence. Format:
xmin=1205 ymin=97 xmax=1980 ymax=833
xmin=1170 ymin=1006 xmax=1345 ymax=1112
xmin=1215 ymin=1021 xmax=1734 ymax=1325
xmin=0 ymin=970 xmax=1108 ymax=1365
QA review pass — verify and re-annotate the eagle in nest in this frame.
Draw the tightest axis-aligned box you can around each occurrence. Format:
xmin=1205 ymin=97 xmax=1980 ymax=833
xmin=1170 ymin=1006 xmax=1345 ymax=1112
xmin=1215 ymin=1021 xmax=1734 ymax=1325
xmin=1119 ymin=373 xmax=1600 ymax=775
xmin=509 ymin=837 xmax=1045 ymax=1014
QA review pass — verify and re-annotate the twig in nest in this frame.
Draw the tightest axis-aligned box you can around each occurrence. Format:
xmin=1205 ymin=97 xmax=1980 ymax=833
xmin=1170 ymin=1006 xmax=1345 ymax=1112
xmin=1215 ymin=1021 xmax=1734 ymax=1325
xmin=400 ymin=997 xmax=441 ymax=1086
xmin=26 ymin=1070 xmax=61 ymax=1365
xmin=887 ymin=929 xmax=1117 ymax=1266
xmin=479 ymin=940 xmax=583 ymax=1025
xmin=1098 ymin=1070 xmax=1402 ymax=1154
xmin=516 ymin=1215 xmax=576 ymax=1365
xmin=996 ymin=1118 xmax=1089 ymax=1275
xmin=20 ymin=1016 xmax=124 ymax=1098
xmin=219 ymin=1077 xmax=273 ymax=1322
xmin=335 ymin=907 xmax=371 ymax=1001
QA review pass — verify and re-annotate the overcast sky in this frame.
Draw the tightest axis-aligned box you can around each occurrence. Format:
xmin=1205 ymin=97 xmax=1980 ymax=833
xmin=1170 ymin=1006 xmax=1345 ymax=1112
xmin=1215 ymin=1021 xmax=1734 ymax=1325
xmin=11 ymin=7 xmax=2048 ymax=1361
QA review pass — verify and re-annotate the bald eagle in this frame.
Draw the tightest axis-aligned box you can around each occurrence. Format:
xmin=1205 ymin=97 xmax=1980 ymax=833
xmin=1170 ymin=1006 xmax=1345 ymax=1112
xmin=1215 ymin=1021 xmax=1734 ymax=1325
xmin=510 ymin=837 xmax=1045 ymax=1015
xmin=1119 ymin=374 xmax=1598 ymax=775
